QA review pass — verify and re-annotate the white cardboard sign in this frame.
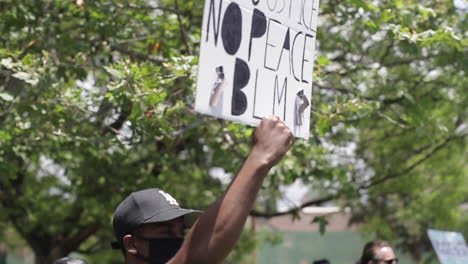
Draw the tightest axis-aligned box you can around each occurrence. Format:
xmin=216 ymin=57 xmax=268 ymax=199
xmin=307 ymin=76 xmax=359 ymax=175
xmin=428 ymin=229 xmax=468 ymax=264
xmin=195 ymin=0 xmax=320 ymax=139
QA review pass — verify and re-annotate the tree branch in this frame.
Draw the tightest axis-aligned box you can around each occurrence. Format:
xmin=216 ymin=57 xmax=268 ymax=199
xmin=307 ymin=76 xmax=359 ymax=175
xmin=62 ymin=224 xmax=100 ymax=254
xmin=316 ymin=84 xmax=405 ymax=105
xmin=249 ymin=131 xmax=466 ymax=219
xmin=75 ymin=240 xmax=103 ymax=255
xmin=362 ymin=136 xmax=457 ymax=189
xmin=114 ymin=3 xmax=181 ymax=15
xmin=173 ymin=0 xmax=191 ymax=55
xmin=110 ymin=44 xmax=167 ymax=64
xmin=250 ymin=195 xmax=336 ymax=218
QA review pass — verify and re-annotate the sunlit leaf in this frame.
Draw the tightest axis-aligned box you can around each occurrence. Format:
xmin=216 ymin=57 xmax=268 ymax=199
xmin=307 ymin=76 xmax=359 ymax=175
xmin=0 ymin=92 xmax=14 ymax=102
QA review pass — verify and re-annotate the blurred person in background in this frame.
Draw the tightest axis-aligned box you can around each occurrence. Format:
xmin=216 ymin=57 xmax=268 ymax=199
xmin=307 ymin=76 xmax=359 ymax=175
xmin=358 ymin=240 xmax=398 ymax=264
xmin=313 ymin=259 xmax=330 ymax=264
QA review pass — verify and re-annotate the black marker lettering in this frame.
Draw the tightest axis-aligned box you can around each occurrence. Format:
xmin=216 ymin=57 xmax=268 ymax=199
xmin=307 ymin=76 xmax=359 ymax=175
xmin=297 ymin=0 xmax=305 ymax=26
xmin=276 ymin=28 xmax=290 ymax=72
xmin=249 ymin=9 xmax=267 ymax=61
xmin=266 ymin=0 xmax=277 ymax=11
xmin=232 ymin=58 xmax=250 ymax=116
xmin=252 ymin=69 xmax=262 ymax=119
xmin=264 ymin=18 xmax=282 ymax=71
xmin=301 ymin=0 xmax=310 ymax=30
xmin=288 ymin=0 xmax=293 ymax=19
xmin=303 ymin=0 xmax=317 ymax=30
xmin=291 ymin=31 xmax=304 ymax=82
xmin=273 ymin=75 xmax=288 ymax=121
xmin=206 ymin=0 xmax=223 ymax=45
xmin=309 ymin=0 xmax=318 ymax=31
xmin=301 ymin=33 xmax=314 ymax=84
xmin=222 ymin=3 xmax=243 ymax=55
xmin=267 ymin=0 xmax=286 ymax=13
xmin=277 ymin=0 xmax=286 ymax=13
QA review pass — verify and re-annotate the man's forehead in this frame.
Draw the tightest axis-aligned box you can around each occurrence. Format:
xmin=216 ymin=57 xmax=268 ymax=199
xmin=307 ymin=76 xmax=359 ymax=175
xmin=379 ymin=246 xmax=393 ymax=253
xmin=376 ymin=246 xmax=396 ymax=258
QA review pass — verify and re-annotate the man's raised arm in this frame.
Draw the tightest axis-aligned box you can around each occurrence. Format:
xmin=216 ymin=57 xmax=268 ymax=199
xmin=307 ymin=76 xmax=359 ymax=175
xmin=170 ymin=116 xmax=294 ymax=264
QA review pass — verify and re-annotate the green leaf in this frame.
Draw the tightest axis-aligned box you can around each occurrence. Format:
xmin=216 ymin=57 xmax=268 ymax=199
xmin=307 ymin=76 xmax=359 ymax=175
xmin=317 ymin=116 xmax=331 ymax=136
xmin=104 ymin=66 xmax=125 ymax=79
xmin=393 ymin=0 xmax=403 ymax=7
xmin=12 ymin=72 xmax=39 ymax=86
xmin=12 ymin=71 xmax=30 ymax=80
xmin=0 ymin=131 xmax=11 ymax=140
xmin=1 ymin=57 xmax=15 ymax=69
xmin=345 ymin=0 xmax=379 ymax=11
xmin=317 ymin=55 xmax=331 ymax=67
xmin=364 ymin=20 xmax=380 ymax=31
xmin=106 ymin=80 xmax=126 ymax=91
xmin=312 ymin=216 xmax=329 ymax=235
xmin=380 ymin=10 xmax=395 ymax=23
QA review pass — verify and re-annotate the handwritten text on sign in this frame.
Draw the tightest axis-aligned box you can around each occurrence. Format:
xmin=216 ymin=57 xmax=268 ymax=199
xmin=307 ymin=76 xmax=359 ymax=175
xmin=428 ymin=229 xmax=468 ymax=264
xmin=195 ymin=0 xmax=319 ymax=139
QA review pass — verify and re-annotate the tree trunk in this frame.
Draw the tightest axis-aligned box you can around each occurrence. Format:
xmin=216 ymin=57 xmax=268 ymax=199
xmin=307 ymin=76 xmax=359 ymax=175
xmin=30 ymin=223 xmax=99 ymax=264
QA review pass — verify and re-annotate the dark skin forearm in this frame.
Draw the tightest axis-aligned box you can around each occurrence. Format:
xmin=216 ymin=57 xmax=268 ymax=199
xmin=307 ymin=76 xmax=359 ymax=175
xmin=170 ymin=117 xmax=294 ymax=264
xmin=179 ymin=154 xmax=271 ymax=264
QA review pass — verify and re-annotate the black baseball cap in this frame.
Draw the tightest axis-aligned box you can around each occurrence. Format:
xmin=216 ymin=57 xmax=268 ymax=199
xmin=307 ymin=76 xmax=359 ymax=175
xmin=111 ymin=188 xmax=203 ymax=249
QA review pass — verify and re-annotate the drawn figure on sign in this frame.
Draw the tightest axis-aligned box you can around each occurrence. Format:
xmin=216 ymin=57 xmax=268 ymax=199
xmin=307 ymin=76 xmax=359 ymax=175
xmin=295 ymin=90 xmax=309 ymax=126
xmin=209 ymin=66 xmax=226 ymax=108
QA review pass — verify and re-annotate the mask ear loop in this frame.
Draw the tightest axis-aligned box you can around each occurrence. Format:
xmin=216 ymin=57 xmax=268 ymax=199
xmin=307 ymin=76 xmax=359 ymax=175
xmin=130 ymin=233 xmax=152 ymax=263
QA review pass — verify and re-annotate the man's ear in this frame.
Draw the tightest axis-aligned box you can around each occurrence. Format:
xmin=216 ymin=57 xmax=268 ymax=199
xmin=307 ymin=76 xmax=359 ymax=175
xmin=123 ymin=234 xmax=138 ymax=255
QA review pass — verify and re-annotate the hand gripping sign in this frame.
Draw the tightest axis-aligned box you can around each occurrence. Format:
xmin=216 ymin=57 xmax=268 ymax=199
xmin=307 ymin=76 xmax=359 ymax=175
xmin=195 ymin=0 xmax=320 ymax=139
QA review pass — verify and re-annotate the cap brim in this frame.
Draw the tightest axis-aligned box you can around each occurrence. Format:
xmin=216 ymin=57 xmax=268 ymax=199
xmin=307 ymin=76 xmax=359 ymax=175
xmin=142 ymin=207 xmax=203 ymax=228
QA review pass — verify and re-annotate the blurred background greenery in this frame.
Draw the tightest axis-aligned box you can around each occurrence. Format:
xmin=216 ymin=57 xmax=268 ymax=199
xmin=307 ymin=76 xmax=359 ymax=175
xmin=0 ymin=0 xmax=466 ymax=263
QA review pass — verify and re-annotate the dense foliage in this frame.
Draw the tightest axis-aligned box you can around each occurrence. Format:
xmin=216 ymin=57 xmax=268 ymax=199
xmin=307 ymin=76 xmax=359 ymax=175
xmin=0 ymin=0 xmax=466 ymax=263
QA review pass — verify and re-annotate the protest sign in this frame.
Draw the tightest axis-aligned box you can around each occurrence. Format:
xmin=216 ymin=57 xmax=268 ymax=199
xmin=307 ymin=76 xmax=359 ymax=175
xmin=195 ymin=0 xmax=320 ymax=139
xmin=427 ymin=229 xmax=468 ymax=264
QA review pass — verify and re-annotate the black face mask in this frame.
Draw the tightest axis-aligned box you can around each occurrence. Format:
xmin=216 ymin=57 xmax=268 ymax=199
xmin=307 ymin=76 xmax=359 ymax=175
xmin=133 ymin=235 xmax=184 ymax=264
